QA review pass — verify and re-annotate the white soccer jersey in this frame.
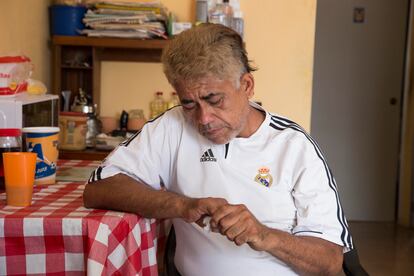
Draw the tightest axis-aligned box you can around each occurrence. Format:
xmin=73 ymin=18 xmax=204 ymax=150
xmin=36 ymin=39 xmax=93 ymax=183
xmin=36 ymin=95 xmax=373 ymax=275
xmin=89 ymin=103 xmax=353 ymax=276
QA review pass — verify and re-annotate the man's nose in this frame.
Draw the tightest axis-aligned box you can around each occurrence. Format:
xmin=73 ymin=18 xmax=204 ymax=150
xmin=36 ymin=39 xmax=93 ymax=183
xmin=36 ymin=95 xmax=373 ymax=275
xmin=197 ymin=104 xmax=214 ymax=125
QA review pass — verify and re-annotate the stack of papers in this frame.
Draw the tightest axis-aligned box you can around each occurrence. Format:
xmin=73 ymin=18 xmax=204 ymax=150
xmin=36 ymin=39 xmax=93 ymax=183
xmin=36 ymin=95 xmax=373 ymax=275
xmin=81 ymin=1 xmax=168 ymax=39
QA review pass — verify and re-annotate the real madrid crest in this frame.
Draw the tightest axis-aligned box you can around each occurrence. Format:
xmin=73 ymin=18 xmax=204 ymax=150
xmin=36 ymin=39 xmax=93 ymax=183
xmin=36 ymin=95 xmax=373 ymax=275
xmin=254 ymin=167 xmax=273 ymax=187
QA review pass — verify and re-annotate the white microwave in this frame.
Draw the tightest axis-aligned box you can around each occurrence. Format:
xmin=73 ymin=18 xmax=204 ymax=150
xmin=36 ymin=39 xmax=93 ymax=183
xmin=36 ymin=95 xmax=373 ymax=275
xmin=0 ymin=93 xmax=59 ymax=128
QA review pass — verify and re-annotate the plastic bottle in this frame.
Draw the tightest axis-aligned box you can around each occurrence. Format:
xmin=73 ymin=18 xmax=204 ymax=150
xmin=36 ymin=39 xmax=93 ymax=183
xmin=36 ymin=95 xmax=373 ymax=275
xmin=150 ymin=91 xmax=167 ymax=119
xmin=208 ymin=0 xmax=233 ymax=28
xmin=167 ymin=92 xmax=180 ymax=109
xmin=232 ymin=10 xmax=244 ymax=38
xmin=196 ymin=0 xmax=208 ymax=24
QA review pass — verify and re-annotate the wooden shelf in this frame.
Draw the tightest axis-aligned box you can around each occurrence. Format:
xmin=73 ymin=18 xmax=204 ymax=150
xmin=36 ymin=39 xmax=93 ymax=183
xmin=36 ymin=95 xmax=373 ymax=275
xmin=61 ymin=65 xmax=93 ymax=70
xmin=52 ymin=35 xmax=169 ymax=160
xmin=52 ymin=35 xmax=169 ymax=110
xmin=52 ymin=35 xmax=169 ymax=49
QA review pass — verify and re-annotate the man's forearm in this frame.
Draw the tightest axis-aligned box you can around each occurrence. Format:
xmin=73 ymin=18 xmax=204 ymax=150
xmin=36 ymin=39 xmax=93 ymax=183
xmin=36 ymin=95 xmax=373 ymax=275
xmin=83 ymin=173 xmax=188 ymax=219
xmin=260 ymin=228 xmax=343 ymax=275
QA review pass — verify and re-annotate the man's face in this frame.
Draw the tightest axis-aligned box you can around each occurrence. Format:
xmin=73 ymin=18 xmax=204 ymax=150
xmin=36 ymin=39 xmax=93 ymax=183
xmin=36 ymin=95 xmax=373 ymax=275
xmin=175 ymin=74 xmax=254 ymax=144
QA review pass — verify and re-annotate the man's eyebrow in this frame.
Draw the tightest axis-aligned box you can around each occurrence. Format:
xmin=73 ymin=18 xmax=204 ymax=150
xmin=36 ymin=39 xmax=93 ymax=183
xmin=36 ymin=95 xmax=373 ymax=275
xmin=200 ymin=92 xmax=222 ymax=101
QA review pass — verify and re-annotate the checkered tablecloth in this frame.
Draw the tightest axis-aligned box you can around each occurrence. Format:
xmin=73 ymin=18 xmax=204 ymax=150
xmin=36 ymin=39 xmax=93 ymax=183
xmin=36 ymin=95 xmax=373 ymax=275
xmin=0 ymin=183 xmax=161 ymax=275
xmin=57 ymin=159 xmax=102 ymax=169
xmin=56 ymin=160 xmax=102 ymax=183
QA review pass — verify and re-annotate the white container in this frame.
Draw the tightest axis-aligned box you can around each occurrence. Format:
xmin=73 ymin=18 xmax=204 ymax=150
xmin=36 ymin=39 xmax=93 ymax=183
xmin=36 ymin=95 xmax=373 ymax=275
xmin=0 ymin=93 xmax=59 ymax=129
xmin=22 ymin=127 xmax=60 ymax=185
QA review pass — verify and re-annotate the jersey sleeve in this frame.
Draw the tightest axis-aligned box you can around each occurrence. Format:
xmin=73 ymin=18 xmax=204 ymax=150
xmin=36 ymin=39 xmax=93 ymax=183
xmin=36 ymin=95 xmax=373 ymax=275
xmin=290 ymin=133 xmax=353 ymax=252
xmin=87 ymin=110 xmax=181 ymax=190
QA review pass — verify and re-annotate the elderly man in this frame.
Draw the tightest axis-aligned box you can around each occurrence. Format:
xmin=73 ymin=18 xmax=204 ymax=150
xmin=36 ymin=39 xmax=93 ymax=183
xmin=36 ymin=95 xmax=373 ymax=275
xmin=84 ymin=24 xmax=352 ymax=275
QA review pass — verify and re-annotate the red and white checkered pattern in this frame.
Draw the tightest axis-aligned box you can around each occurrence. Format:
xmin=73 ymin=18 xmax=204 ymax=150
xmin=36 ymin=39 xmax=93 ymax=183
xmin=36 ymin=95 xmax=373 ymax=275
xmin=57 ymin=159 xmax=102 ymax=169
xmin=0 ymin=183 xmax=161 ymax=275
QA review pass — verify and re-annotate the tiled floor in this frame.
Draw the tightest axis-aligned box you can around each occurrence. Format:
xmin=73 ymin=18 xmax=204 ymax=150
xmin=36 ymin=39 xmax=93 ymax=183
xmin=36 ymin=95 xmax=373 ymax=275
xmin=345 ymin=221 xmax=414 ymax=276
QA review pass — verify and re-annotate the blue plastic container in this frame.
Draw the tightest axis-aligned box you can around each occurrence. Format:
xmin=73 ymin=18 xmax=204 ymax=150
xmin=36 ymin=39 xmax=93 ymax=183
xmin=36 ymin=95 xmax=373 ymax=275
xmin=50 ymin=5 xmax=87 ymax=36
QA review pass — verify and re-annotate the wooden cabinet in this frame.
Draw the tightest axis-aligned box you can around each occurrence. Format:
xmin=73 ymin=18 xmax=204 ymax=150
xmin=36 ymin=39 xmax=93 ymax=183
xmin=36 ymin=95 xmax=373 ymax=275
xmin=51 ymin=36 xmax=169 ymax=114
xmin=51 ymin=36 xmax=169 ymax=160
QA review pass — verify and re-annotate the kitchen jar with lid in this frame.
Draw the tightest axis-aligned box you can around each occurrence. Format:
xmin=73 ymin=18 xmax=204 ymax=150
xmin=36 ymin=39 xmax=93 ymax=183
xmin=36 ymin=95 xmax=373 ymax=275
xmin=0 ymin=128 xmax=22 ymax=189
xmin=59 ymin=112 xmax=88 ymax=150
xmin=127 ymin=109 xmax=147 ymax=131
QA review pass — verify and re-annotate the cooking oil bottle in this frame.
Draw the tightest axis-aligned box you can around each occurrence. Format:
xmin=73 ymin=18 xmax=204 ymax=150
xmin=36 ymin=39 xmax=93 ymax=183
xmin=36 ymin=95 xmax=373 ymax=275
xmin=167 ymin=91 xmax=180 ymax=109
xmin=150 ymin=91 xmax=167 ymax=119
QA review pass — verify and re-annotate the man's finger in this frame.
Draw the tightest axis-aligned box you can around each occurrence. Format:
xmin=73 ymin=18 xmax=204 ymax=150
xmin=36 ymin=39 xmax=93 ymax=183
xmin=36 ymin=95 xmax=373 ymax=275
xmin=205 ymin=198 xmax=228 ymax=214
xmin=233 ymin=229 xmax=249 ymax=246
xmin=224 ymin=220 xmax=246 ymax=241
xmin=210 ymin=204 xmax=239 ymax=229
xmin=216 ymin=209 xmax=243 ymax=234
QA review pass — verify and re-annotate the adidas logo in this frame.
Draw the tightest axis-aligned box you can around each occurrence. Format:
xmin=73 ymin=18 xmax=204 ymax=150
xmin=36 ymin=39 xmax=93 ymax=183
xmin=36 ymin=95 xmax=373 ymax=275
xmin=200 ymin=149 xmax=217 ymax=162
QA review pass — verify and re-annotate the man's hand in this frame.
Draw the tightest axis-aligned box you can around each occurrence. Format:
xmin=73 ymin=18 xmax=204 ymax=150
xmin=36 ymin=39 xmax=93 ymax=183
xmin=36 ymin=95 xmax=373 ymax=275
xmin=209 ymin=203 xmax=343 ymax=275
xmin=209 ymin=204 xmax=269 ymax=251
xmin=179 ymin=197 xmax=228 ymax=225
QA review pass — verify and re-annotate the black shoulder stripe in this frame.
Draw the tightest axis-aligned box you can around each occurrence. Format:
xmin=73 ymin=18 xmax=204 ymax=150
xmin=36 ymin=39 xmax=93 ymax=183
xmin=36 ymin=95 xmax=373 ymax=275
xmin=269 ymin=122 xmax=284 ymax=131
xmin=224 ymin=143 xmax=230 ymax=159
xmin=146 ymin=105 xmax=181 ymax=123
xmin=120 ymin=129 xmax=142 ymax=147
xmin=271 ymin=116 xmax=352 ymax=247
xmin=269 ymin=115 xmax=353 ymax=249
xmin=271 ymin=114 xmax=297 ymax=125
xmin=120 ymin=106 xmax=182 ymax=148
xmin=96 ymin=166 xmax=103 ymax=181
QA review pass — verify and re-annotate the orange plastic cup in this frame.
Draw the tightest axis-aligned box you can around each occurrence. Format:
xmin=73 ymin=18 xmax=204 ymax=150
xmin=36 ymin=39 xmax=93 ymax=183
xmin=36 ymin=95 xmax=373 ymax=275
xmin=2 ymin=152 xmax=37 ymax=207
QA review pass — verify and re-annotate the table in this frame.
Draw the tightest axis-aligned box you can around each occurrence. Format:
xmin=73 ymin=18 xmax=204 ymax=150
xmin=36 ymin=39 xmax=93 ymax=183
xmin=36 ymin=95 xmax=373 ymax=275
xmin=56 ymin=159 xmax=101 ymax=183
xmin=57 ymin=159 xmax=102 ymax=168
xmin=0 ymin=183 xmax=162 ymax=275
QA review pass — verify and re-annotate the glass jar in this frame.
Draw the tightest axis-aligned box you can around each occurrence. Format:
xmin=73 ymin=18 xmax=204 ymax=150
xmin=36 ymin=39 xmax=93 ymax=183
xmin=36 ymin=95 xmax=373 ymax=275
xmin=128 ymin=109 xmax=147 ymax=131
xmin=0 ymin=129 xmax=22 ymax=189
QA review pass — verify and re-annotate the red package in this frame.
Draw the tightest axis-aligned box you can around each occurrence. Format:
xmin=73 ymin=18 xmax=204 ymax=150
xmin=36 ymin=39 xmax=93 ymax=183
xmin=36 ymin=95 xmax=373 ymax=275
xmin=0 ymin=55 xmax=32 ymax=96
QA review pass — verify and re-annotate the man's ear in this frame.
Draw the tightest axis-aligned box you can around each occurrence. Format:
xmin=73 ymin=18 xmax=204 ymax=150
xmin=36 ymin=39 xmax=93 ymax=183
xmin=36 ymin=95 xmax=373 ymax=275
xmin=240 ymin=73 xmax=255 ymax=99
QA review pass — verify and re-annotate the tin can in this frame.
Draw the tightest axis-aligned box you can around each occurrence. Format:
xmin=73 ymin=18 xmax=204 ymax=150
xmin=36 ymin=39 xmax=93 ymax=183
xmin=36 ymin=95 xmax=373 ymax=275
xmin=59 ymin=112 xmax=87 ymax=150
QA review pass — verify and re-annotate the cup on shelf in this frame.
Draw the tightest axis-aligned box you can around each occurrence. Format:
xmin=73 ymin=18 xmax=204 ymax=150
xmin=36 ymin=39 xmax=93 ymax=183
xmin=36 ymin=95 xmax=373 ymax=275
xmin=2 ymin=152 xmax=37 ymax=206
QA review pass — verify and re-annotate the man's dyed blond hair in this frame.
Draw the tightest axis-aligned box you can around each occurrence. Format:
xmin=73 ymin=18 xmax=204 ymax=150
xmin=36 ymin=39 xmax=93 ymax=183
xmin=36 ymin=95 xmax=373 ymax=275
xmin=161 ymin=23 xmax=256 ymax=87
